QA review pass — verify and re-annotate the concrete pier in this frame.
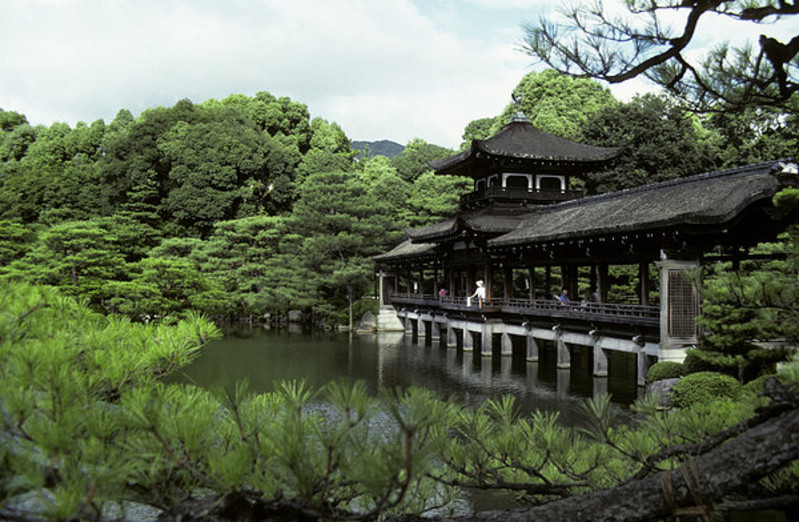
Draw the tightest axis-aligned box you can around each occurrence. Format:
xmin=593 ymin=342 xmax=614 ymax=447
xmin=395 ymin=309 xmax=660 ymax=386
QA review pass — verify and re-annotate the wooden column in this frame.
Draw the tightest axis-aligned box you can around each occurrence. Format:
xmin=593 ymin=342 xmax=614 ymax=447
xmin=639 ymin=261 xmax=650 ymax=306
xmin=484 ymin=262 xmax=493 ymax=302
xmin=504 ymin=265 xmax=513 ymax=300
xmin=598 ymin=262 xmax=609 ymax=303
xmin=528 ymin=266 xmax=536 ymax=302
xmin=568 ymin=265 xmax=578 ymax=297
xmin=377 ymin=271 xmax=387 ymax=306
xmin=559 ymin=265 xmax=578 ymax=300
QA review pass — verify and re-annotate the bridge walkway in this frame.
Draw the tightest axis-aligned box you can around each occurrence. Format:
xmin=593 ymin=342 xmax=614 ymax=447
xmin=389 ymin=293 xmax=662 ymax=386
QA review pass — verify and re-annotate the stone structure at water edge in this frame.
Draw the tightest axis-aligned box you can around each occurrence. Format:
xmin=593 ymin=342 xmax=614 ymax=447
xmin=373 ymin=105 xmax=798 ymax=386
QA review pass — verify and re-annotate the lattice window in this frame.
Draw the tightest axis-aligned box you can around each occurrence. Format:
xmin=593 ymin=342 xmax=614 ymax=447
xmin=668 ymin=270 xmax=698 ymax=339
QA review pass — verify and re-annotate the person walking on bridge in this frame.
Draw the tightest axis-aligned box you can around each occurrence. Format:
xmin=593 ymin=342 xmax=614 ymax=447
xmin=468 ymin=280 xmax=486 ymax=309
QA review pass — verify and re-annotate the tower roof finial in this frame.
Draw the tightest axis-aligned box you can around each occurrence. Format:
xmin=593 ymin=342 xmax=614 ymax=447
xmin=510 ymin=90 xmax=529 ymax=123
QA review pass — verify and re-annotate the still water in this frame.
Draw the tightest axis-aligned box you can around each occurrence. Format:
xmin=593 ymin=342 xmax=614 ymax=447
xmin=173 ymin=325 xmax=643 ymax=425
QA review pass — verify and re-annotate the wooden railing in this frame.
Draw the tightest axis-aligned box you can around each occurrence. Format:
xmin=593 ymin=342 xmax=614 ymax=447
xmin=496 ymin=297 xmax=660 ymax=319
xmin=460 ymin=187 xmax=582 ymax=206
xmin=389 ymin=293 xmax=660 ymax=323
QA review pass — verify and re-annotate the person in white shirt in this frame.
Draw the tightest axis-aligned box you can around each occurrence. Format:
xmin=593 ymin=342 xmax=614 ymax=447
xmin=468 ymin=280 xmax=486 ymax=309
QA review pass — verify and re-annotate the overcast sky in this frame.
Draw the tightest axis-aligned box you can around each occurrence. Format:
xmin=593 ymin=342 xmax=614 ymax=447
xmin=1 ymin=0 xmax=792 ymax=149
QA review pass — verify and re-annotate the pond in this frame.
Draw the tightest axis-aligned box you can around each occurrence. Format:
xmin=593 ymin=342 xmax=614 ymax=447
xmin=172 ymin=325 xmax=644 ymax=425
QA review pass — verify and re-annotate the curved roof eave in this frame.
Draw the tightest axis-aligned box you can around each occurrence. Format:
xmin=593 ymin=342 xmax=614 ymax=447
xmin=428 ymin=121 xmax=621 ymax=174
xmin=373 ymin=240 xmax=438 ymax=262
xmin=405 ymin=209 xmax=531 ymax=243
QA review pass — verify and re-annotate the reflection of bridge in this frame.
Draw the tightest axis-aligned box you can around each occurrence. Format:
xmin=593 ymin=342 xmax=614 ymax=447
xmin=373 ymin=331 xmax=641 ymax=422
xmin=388 ymin=293 xmax=660 ymax=386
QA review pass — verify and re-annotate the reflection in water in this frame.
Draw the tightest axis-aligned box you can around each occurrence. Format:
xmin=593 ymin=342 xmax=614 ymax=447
xmin=172 ymin=326 xmax=642 ymax=425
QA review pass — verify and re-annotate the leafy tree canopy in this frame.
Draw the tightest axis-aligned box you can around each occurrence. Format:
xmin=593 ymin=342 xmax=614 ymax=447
xmin=292 ymin=170 xmax=404 ymax=326
xmin=404 ymin=172 xmax=471 ymax=228
xmin=460 ymin=117 xmax=496 ymax=149
xmin=493 ymin=69 xmax=618 ymax=139
xmin=390 ymin=138 xmax=454 ymax=183
xmin=705 ymin=102 xmax=799 ymax=167
xmin=0 ymin=108 xmax=27 ymax=131
xmin=580 ymin=93 xmax=720 ymax=193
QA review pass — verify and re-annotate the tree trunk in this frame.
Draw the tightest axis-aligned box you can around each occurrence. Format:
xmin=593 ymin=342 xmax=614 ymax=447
xmin=348 ymin=282 xmax=354 ymax=331
xmin=392 ymin=402 xmax=799 ymax=522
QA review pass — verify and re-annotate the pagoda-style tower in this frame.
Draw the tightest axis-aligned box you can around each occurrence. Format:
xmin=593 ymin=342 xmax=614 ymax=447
xmin=378 ymin=107 xmax=622 ymax=307
xmin=432 ymin=106 xmax=619 ymax=211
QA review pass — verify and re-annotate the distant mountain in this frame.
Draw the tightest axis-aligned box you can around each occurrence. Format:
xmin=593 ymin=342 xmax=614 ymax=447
xmin=352 ymin=140 xmax=405 ymax=159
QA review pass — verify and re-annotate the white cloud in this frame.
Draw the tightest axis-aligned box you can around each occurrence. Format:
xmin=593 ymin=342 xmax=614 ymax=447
xmin=0 ymin=0 xmax=544 ymax=147
xmin=465 ymin=0 xmax=552 ymax=9
xmin=0 ymin=0 xmax=541 ymax=148
xmin=7 ymin=0 xmax=780 ymax=149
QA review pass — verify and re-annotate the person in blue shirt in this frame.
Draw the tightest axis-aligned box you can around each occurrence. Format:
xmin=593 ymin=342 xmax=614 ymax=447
xmin=558 ymin=288 xmax=571 ymax=306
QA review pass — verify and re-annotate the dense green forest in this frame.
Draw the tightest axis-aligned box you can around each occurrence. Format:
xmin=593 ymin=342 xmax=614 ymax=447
xmin=0 ymin=92 xmax=469 ymax=326
xmin=1 ymin=70 xmax=797 ymax=325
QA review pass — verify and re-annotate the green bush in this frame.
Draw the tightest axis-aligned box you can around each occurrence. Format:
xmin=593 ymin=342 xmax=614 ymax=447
xmin=671 ymin=371 xmax=743 ymax=408
xmin=684 ymin=346 xmax=787 ymax=383
xmin=682 ymin=348 xmax=737 ymax=377
xmin=353 ymin=296 xmax=379 ymax=318
xmin=742 ymin=373 xmax=776 ymax=396
xmin=647 ymin=361 xmax=684 ymax=382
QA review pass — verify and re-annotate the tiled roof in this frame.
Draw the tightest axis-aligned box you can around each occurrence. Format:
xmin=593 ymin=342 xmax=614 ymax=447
xmin=430 ymin=120 xmax=621 ymax=175
xmin=376 ymin=160 xmax=797 ymax=263
xmin=488 ymin=161 xmax=791 ymax=248
xmin=405 ymin=208 xmax=530 ymax=242
xmin=372 ymin=240 xmax=437 ymax=262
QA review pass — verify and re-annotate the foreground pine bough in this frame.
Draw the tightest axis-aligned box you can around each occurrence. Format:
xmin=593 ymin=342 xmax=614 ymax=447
xmin=154 ymin=381 xmax=799 ymax=522
xmin=1 ymin=282 xmax=797 ymax=522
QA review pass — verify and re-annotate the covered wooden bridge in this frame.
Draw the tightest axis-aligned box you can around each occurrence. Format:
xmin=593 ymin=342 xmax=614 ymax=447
xmin=374 ymin=110 xmax=797 ymax=386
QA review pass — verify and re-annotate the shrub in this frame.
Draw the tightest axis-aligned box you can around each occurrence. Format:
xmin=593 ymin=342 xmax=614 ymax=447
xmin=684 ymin=346 xmax=789 ymax=383
xmin=671 ymin=371 xmax=743 ymax=408
xmin=682 ymin=348 xmax=737 ymax=377
xmin=353 ymin=296 xmax=379 ymax=318
xmin=647 ymin=361 xmax=684 ymax=382
xmin=742 ymin=373 xmax=776 ymax=397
